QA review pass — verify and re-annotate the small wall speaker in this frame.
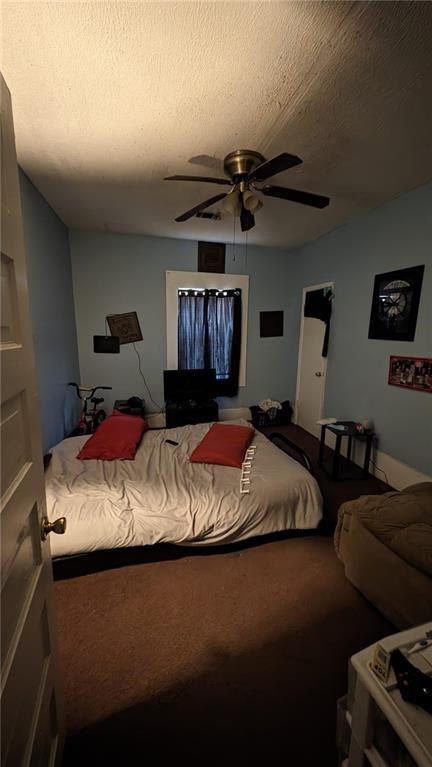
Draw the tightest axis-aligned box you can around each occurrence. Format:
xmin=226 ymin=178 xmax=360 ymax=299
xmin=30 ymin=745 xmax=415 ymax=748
xmin=93 ymin=335 xmax=120 ymax=353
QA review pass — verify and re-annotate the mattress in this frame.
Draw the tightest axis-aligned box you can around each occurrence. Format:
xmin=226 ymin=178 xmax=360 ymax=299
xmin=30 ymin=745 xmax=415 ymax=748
xmin=46 ymin=420 xmax=322 ymax=558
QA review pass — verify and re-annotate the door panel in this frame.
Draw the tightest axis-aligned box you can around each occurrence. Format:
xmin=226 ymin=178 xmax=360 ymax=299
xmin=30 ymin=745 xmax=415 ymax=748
xmin=1 ymin=251 xmax=20 ymax=344
xmin=29 ymin=688 xmax=59 ymax=767
xmin=1 ymin=389 xmax=31 ymax=494
xmin=2 ymin=592 xmax=52 ymax=766
xmin=1 ymin=497 xmax=41 ymax=666
xmin=1 ymin=73 xmax=64 ymax=766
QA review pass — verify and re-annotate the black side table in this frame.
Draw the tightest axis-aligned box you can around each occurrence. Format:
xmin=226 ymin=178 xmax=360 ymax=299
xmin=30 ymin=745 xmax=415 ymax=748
xmin=318 ymin=421 xmax=374 ymax=480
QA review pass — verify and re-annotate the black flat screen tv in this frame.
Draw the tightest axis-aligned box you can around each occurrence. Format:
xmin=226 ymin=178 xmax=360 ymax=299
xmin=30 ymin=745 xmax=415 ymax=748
xmin=164 ymin=369 xmax=216 ymax=402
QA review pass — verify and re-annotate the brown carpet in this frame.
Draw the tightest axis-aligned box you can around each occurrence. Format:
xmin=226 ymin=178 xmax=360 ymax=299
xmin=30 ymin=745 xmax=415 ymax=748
xmin=57 ymin=425 xmax=393 ymax=765
xmin=58 ymin=537 xmax=391 ymax=766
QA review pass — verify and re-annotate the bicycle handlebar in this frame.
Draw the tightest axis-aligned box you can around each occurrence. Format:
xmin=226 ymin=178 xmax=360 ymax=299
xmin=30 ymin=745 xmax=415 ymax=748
xmin=68 ymin=382 xmax=112 ymax=399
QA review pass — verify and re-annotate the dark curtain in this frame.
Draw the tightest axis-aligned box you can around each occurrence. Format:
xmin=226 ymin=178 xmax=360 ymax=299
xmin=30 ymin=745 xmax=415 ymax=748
xmin=178 ymin=289 xmax=241 ymax=397
xmin=304 ymin=288 xmax=333 ymax=357
xmin=178 ymin=293 xmax=207 ymax=370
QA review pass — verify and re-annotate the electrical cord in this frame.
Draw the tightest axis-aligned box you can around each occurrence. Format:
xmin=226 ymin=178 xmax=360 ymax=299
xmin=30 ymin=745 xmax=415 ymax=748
xmin=369 ymin=458 xmax=389 ymax=485
xmin=366 ymin=434 xmax=389 ymax=484
xmin=132 ymin=343 xmax=164 ymax=413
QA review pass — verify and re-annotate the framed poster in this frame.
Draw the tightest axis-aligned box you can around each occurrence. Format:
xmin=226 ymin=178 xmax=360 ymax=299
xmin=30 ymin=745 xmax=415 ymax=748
xmin=388 ymin=355 xmax=432 ymax=393
xmin=106 ymin=312 xmax=143 ymax=345
xmin=260 ymin=311 xmax=284 ymax=337
xmin=198 ymin=241 xmax=225 ymax=273
xmin=368 ymin=265 xmax=424 ymax=341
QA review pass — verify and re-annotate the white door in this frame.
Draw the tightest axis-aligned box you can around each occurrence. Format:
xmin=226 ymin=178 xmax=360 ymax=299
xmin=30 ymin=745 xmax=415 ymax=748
xmin=295 ymin=284 xmax=332 ymax=437
xmin=1 ymin=73 xmax=65 ymax=766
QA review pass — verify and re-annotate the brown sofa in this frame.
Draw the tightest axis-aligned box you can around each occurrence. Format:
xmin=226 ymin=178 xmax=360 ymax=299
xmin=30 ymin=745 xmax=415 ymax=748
xmin=335 ymin=482 xmax=432 ymax=629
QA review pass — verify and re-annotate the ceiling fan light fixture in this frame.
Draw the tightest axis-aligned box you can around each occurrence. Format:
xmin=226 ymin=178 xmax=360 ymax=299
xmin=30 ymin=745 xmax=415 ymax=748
xmin=222 ymin=190 xmax=241 ymax=216
xmin=243 ymin=189 xmax=263 ymax=214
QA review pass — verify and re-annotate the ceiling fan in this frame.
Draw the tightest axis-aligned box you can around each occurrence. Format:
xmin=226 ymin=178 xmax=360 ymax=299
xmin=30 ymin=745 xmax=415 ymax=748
xmin=164 ymin=149 xmax=330 ymax=232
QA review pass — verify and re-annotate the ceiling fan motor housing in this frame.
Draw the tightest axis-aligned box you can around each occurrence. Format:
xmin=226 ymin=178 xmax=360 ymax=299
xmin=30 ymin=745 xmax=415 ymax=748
xmin=223 ymin=149 xmax=265 ymax=181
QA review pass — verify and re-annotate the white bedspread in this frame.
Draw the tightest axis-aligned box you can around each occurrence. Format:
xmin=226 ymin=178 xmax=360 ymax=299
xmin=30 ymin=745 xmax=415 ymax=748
xmin=46 ymin=421 xmax=323 ymax=558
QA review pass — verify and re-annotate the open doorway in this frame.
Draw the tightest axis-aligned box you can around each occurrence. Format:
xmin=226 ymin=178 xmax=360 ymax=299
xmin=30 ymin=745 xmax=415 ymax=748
xmin=294 ymin=282 xmax=334 ymax=437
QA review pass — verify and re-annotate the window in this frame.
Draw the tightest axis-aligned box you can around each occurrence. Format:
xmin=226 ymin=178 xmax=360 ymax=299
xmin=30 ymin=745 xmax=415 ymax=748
xmin=178 ymin=289 xmax=242 ymax=396
xmin=166 ymin=271 xmax=249 ymax=389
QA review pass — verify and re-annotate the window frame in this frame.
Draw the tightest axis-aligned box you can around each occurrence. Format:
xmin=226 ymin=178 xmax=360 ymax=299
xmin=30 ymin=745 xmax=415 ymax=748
xmin=166 ymin=270 xmax=249 ymax=387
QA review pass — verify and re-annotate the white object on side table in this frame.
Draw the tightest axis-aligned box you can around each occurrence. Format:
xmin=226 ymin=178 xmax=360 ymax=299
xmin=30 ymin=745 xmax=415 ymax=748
xmin=338 ymin=622 xmax=432 ymax=767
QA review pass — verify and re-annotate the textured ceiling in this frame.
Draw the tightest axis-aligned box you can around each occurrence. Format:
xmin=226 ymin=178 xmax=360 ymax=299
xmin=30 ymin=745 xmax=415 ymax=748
xmin=2 ymin=1 xmax=432 ymax=248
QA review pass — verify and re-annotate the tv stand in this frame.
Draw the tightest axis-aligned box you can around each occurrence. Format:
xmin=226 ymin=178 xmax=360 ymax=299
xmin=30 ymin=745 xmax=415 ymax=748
xmin=165 ymin=399 xmax=218 ymax=428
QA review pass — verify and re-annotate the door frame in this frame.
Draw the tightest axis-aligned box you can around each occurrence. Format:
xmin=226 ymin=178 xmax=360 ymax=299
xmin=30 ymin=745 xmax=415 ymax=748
xmin=294 ymin=281 xmax=334 ymax=426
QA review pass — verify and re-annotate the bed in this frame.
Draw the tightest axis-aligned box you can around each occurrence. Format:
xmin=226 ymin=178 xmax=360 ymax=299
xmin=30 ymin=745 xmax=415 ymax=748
xmin=46 ymin=420 xmax=323 ymax=559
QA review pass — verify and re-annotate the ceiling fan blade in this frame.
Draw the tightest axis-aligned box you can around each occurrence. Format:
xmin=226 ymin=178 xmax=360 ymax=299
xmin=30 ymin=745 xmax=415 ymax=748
xmin=261 ymin=185 xmax=330 ymax=208
xmin=174 ymin=193 xmax=227 ymax=222
xmin=240 ymin=204 xmax=255 ymax=232
xmin=249 ymin=153 xmax=302 ymax=182
xmin=165 ymin=175 xmax=230 ymax=185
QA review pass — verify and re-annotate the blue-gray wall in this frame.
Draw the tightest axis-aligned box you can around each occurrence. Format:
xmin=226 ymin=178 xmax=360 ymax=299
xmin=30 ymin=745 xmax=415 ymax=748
xmin=69 ymin=231 xmax=299 ymax=413
xmin=20 ymin=171 xmax=80 ymax=452
xmin=69 ymin=182 xmax=432 ymax=476
xmin=295 ymin=181 xmax=432 ymax=476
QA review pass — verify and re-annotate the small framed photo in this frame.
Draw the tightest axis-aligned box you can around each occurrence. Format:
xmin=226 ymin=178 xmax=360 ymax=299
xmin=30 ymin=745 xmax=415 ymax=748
xmin=107 ymin=312 xmax=143 ymax=345
xmin=388 ymin=355 xmax=432 ymax=393
xmin=198 ymin=241 xmax=225 ymax=273
xmin=260 ymin=311 xmax=284 ymax=337
xmin=368 ymin=265 xmax=424 ymax=341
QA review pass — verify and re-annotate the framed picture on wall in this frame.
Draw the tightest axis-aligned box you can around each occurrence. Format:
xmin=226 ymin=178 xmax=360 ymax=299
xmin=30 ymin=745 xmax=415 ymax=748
xmin=198 ymin=242 xmax=225 ymax=273
xmin=388 ymin=355 xmax=432 ymax=393
xmin=107 ymin=311 xmax=143 ymax=344
xmin=368 ymin=265 xmax=424 ymax=341
xmin=260 ymin=311 xmax=284 ymax=337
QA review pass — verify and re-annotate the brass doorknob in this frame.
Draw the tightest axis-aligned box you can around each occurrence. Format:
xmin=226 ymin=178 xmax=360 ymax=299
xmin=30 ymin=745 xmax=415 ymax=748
xmin=315 ymin=372 xmax=323 ymax=377
xmin=41 ymin=516 xmax=67 ymax=541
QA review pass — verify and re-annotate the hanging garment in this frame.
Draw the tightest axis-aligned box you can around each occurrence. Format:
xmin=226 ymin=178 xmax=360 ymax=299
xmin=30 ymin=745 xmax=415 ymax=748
xmin=304 ymin=288 xmax=333 ymax=357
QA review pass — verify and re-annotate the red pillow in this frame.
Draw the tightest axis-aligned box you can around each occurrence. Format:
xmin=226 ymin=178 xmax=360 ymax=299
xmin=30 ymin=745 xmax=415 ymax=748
xmin=77 ymin=411 xmax=148 ymax=460
xmin=190 ymin=423 xmax=254 ymax=468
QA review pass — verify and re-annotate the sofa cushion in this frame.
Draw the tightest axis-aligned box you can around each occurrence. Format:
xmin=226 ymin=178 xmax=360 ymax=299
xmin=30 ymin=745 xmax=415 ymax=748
xmin=335 ymin=482 xmax=432 ymax=629
xmin=335 ymin=482 xmax=432 ymax=577
xmin=390 ymin=523 xmax=432 ymax=577
xmin=339 ymin=514 xmax=432 ymax=629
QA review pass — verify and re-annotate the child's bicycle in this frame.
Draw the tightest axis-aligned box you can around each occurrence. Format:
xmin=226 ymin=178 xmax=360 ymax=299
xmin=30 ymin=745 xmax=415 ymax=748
xmin=68 ymin=383 xmax=112 ymax=435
